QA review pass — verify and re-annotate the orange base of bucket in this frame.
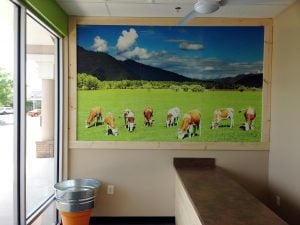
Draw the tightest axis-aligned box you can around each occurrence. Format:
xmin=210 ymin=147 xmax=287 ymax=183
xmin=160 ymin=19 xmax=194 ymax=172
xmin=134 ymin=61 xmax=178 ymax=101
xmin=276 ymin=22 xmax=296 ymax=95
xmin=59 ymin=209 xmax=92 ymax=225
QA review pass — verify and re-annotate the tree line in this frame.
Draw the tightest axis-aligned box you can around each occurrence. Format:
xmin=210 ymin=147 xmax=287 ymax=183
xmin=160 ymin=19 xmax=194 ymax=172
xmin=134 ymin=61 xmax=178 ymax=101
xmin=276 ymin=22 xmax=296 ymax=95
xmin=0 ymin=68 xmax=13 ymax=106
xmin=77 ymin=73 xmax=260 ymax=92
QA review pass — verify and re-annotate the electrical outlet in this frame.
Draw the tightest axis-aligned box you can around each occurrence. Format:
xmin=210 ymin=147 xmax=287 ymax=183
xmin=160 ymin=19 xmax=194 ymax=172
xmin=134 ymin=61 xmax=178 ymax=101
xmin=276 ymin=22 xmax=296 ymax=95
xmin=107 ymin=185 xmax=114 ymax=195
xmin=276 ymin=195 xmax=281 ymax=207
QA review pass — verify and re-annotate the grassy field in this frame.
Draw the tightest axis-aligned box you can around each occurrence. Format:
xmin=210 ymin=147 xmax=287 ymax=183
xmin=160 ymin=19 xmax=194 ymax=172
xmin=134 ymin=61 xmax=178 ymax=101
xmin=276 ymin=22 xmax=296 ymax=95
xmin=77 ymin=89 xmax=262 ymax=142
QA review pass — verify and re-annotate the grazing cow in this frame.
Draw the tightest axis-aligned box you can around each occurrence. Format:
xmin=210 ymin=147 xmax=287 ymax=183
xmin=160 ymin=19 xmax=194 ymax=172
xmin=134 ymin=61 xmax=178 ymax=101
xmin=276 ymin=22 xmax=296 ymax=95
xmin=104 ymin=112 xmax=118 ymax=136
xmin=240 ymin=107 xmax=256 ymax=131
xmin=144 ymin=106 xmax=154 ymax=127
xmin=211 ymin=108 xmax=234 ymax=129
xmin=85 ymin=107 xmax=102 ymax=128
xmin=166 ymin=107 xmax=180 ymax=128
xmin=123 ymin=109 xmax=135 ymax=132
xmin=177 ymin=110 xmax=201 ymax=140
xmin=123 ymin=109 xmax=131 ymax=127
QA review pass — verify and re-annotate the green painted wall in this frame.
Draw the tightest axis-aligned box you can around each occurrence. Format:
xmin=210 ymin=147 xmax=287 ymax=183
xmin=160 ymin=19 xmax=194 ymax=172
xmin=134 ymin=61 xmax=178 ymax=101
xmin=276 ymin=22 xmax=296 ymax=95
xmin=21 ymin=0 xmax=68 ymax=37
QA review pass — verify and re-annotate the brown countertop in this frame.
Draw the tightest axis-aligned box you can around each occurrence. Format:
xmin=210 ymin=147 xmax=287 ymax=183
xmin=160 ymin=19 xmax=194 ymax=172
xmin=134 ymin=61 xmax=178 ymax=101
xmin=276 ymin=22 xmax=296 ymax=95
xmin=174 ymin=158 xmax=288 ymax=225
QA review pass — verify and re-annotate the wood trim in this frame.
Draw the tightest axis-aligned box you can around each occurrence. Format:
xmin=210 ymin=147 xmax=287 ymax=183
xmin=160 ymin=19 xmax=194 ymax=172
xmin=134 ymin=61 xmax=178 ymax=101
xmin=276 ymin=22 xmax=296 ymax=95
xmin=262 ymin=21 xmax=273 ymax=144
xmin=68 ymin=16 xmax=77 ymax=143
xmin=67 ymin=16 xmax=272 ymax=151
xmin=62 ymin=36 xmax=69 ymax=179
xmin=69 ymin=141 xmax=269 ymax=150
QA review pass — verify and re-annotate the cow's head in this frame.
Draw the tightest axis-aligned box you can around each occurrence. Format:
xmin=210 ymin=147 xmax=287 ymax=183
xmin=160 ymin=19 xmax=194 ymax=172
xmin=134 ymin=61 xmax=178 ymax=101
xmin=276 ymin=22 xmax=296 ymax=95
xmin=106 ymin=123 xmax=118 ymax=136
xmin=107 ymin=127 xmax=118 ymax=136
xmin=211 ymin=121 xmax=218 ymax=129
xmin=166 ymin=120 xmax=170 ymax=128
xmin=242 ymin=121 xmax=255 ymax=131
xmin=150 ymin=119 xmax=154 ymax=126
xmin=111 ymin=128 xmax=118 ymax=136
xmin=145 ymin=119 xmax=154 ymax=127
xmin=85 ymin=120 xmax=90 ymax=128
xmin=123 ymin=110 xmax=130 ymax=118
xmin=177 ymin=129 xmax=185 ymax=140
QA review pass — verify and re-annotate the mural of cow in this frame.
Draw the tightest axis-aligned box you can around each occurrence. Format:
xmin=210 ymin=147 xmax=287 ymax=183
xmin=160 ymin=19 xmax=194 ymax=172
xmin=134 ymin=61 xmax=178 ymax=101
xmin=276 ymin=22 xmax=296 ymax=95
xmin=240 ymin=107 xmax=256 ymax=131
xmin=177 ymin=110 xmax=201 ymax=140
xmin=85 ymin=106 xmax=102 ymax=128
xmin=123 ymin=109 xmax=131 ymax=127
xmin=211 ymin=108 xmax=234 ymax=129
xmin=166 ymin=107 xmax=180 ymax=128
xmin=144 ymin=106 xmax=154 ymax=127
xmin=123 ymin=109 xmax=135 ymax=132
xmin=104 ymin=112 xmax=118 ymax=136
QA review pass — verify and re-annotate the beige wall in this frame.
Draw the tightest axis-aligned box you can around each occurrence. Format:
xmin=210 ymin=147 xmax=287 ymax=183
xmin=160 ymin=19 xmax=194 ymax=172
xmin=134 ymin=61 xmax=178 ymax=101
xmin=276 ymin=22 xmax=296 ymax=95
xmin=65 ymin=1 xmax=300 ymax=221
xmin=69 ymin=149 xmax=269 ymax=216
xmin=269 ymin=1 xmax=300 ymax=224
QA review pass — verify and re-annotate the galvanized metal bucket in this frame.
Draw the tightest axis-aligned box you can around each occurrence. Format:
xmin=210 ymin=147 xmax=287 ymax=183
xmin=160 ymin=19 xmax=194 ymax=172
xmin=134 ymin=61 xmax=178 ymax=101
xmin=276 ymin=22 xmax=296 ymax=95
xmin=54 ymin=178 xmax=101 ymax=212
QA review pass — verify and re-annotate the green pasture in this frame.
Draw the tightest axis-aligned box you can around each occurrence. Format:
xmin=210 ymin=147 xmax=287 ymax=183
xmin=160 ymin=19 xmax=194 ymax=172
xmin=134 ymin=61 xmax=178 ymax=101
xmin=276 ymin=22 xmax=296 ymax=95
xmin=77 ymin=89 xmax=262 ymax=142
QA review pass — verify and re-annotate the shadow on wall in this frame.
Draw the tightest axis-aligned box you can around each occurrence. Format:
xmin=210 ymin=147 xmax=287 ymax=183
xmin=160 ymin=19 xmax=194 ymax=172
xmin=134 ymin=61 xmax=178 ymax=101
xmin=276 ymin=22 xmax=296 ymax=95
xmin=268 ymin=191 xmax=300 ymax=225
xmin=220 ymin=168 xmax=269 ymax=205
xmin=221 ymin=168 xmax=300 ymax=224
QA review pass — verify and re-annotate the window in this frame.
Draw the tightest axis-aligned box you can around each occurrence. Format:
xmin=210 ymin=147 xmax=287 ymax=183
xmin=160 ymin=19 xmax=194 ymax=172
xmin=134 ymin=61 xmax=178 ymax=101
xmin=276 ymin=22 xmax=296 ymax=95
xmin=0 ymin=1 xmax=16 ymax=225
xmin=0 ymin=1 xmax=63 ymax=224
xmin=26 ymin=15 xmax=60 ymax=223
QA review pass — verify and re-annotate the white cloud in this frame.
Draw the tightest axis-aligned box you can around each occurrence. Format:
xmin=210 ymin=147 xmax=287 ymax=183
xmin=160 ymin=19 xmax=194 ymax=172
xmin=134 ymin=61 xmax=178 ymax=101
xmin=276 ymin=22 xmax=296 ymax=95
xmin=179 ymin=41 xmax=204 ymax=51
xmin=122 ymin=47 xmax=151 ymax=60
xmin=92 ymin=36 xmax=108 ymax=52
xmin=201 ymin=66 xmax=214 ymax=71
xmin=142 ymin=52 xmax=263 ymax=80
xmin=116 ymin=28 xmax=138 ymax=52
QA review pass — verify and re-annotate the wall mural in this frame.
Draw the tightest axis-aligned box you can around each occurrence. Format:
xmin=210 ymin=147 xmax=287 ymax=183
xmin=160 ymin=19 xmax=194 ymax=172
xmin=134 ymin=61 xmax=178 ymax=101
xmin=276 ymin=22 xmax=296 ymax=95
xmin=76 ymin=25 xmax=264 ymax=142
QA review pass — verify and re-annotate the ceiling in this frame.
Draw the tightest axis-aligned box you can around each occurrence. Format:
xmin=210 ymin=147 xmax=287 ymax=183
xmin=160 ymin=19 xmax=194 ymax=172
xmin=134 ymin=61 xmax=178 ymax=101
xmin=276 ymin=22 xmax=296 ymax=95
xmin=56 ymin=0 xmax=296 ymax=19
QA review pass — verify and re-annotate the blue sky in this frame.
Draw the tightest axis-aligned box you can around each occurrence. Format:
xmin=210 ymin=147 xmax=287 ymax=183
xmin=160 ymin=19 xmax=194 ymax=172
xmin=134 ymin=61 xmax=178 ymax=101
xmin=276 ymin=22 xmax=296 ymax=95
xmin=77 ymin=25 xmax=264 ymax=80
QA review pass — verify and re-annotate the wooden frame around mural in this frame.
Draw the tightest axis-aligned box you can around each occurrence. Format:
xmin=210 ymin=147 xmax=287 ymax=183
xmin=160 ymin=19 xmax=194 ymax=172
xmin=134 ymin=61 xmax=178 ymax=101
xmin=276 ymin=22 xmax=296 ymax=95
xmin=67 ymin=16 xmax=272 ymax=150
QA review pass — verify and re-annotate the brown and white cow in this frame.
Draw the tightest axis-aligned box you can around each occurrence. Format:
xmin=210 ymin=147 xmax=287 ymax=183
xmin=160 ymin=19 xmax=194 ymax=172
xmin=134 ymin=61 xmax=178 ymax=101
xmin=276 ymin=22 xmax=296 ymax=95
xmin=166 ymin=107 xmax=180 ymax=128
xmin=240 ymin=107 xmax=256 ymax=131
xmin=211 ymin=108 xmax=234 ymax=129
xmin=85 ymin=106 xmax=102 ymax=128
xmin=144 ymin=106 xmax=154 ymax=127
xmin=177 ymin=110 xmax=201 ymax=140
xmin=104 ymin=112 xmax=118 ymax=136
xmin=123 ymin=109 xmax=131 ymax=126
xmin=123 ymin=109 xmax=135 ymax=132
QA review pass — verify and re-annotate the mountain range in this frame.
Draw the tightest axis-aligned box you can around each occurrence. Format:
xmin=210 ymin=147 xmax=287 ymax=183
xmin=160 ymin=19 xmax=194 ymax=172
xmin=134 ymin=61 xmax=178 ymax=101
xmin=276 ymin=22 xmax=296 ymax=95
xmin=211 ymin=73 xmax=263 ymax=88
xmin=77 ymin=46 xmax=262 ymax=87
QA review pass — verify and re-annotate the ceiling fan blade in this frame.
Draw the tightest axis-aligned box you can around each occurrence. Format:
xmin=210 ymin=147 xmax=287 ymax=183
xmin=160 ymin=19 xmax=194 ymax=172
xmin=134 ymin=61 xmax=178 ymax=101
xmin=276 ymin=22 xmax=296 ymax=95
xmin=177 ymin=10 xmax=198 ymax=26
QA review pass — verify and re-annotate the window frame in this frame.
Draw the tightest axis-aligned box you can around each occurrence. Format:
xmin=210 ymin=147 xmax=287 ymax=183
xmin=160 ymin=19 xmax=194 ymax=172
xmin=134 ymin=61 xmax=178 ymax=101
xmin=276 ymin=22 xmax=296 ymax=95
xmin=9 ymin=1 xmax=64 ymax=224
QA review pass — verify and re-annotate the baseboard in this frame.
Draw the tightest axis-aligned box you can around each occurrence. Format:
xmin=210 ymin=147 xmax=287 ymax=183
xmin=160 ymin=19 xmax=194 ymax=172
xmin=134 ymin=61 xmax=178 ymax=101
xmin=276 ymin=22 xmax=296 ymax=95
xmin=90 ymin=216 xmax=175 ymax=224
